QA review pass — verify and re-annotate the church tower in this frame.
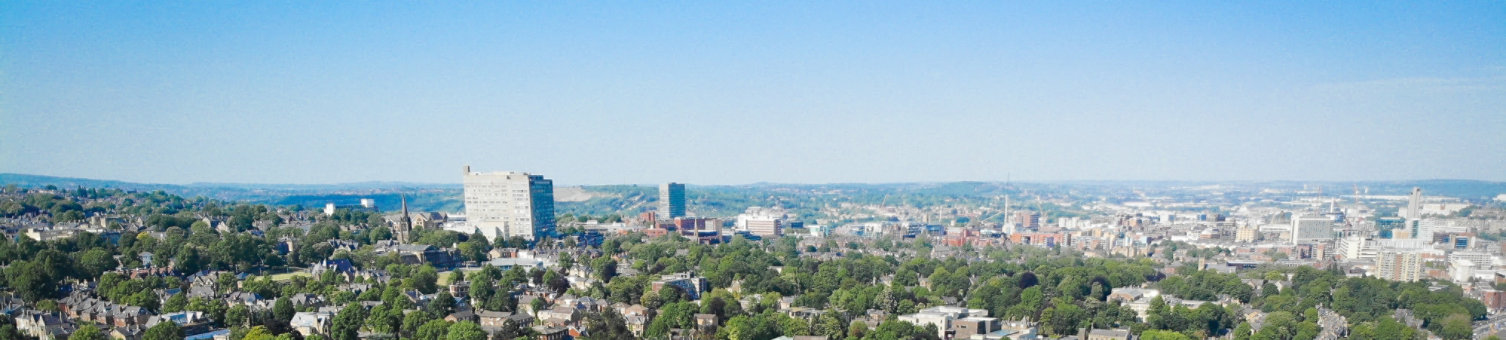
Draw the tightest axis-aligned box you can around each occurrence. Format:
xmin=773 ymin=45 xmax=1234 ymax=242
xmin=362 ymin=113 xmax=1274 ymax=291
xmin=396 ymin=194 xmax=413 ymax=243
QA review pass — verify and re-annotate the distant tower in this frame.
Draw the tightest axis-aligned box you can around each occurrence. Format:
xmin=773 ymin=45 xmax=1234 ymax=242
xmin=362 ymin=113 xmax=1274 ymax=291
xmin=660 ymin=183 xmax=686 ymax=219
xmin=1407 ymin=187 xmax=1422 ymax=220
xmin=395 ymin=194 xmax=413 ymax=243
xmin=1003 ymin=195 xmax=1012 ymax=232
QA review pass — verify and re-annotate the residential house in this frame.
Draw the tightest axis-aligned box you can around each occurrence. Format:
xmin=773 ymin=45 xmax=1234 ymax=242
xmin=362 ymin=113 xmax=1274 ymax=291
xmin=310 ymin=259 xmax=356 ymax=281
xmin=695 ymin=313 xmax=718 ymax=332
xmin=290 ymin=312 xmax=334 ymax=337
xmin=16 ymin=312 xmax=75 ymax=340
xmin=1081 ymin=328 xmax=1133 ymax=340
xmin=535 ymin=325 xmax=570 ymax=340
xmin=538 ymin=306 xmax=582 ymax=327
xmin=479 ymin=310 xmax=514 ymax=328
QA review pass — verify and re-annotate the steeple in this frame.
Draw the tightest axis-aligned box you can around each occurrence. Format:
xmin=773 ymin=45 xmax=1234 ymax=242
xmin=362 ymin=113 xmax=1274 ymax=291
xmin=398 ymin=194 xmax=413 ymax=243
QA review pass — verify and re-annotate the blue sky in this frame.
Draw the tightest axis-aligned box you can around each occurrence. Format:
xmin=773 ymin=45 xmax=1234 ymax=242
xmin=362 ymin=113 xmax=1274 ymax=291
xmin=3 ymin=2 xmax=1504 ymax=185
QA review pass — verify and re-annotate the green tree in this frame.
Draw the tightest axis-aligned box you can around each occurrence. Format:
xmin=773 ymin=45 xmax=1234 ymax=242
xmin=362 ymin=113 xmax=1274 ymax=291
xmin=412 ymin=265 xmax=440 ymax=294
xmin=815 ymin=312 xmax=848 ymax=339
xmin=143 ymin=320 xmax=183 ymax=340
xmin=593 ymin=256 xmax=618 ymax=282
xmin=427 ymin=291 xmax=456 ymax=318
xmin=1141 ymin=330 xmax=1193 ymax=340
xmin=226 ymin=304 xmax=251 ymax=327
xmin=416 ymin=320 xmax=451 ymax=340
xmin=367 ymin=304 xmax=402 ymax=334
xmin=582 ymin=309 xmax=635 ymax=340
xmin=162 ymin=293 xmax=189 ymax=313
xmin=241 ymin=327 xmax=277 ymax=340
xmin=9 ymin=260 xmax=59 ymax=301
xmin=531 ymin=298 xmax=547 ymax=316
xmin=129 ymin=290 xmax=161 ymax=313
xmin=68 ymin=324 xmax=108 ymax=340
xmin=403 ymin=311 xmax=435 ymax=338
xmin=273 ymin=297 xmax=295 ymax=324
xmin=559 ymin=253 xmax=575 ymax=272
xmin=332 ymin=303 xmax=367 ymax=340
xmin=0 ymin=324 xmax=19 ymax=340
xmin=77 ymin=249 xmax=119 ymax=279
xmin=1232 ymin=322 xmax=1252 ymax=340
xmin=446 ymin=321 xmax=487 ymax=340
xmin=1252 ymin=311 xmax=1296 ymax=340
xmin=1439 ymin=314 xmax=1473 ymax=340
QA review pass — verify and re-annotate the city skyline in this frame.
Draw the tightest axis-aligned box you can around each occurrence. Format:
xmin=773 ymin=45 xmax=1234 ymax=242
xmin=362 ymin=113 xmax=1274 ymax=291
xmin=4 ymin=2 xmax=1504 ymax=185
xmin=6 ymin=3 xmax=1506 ymax=339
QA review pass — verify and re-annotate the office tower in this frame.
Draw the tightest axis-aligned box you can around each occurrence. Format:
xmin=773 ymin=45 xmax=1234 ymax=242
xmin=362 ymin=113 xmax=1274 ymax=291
xmin=462 ymin=166 xmax=556 ymax=241
xmin=1291 ymin=215 xmax=1334 ymax=245
xmin=1376 ymin=250 xmax=1423 ymax=282
xmin=660 ymin=182 xmax=686 ymax=219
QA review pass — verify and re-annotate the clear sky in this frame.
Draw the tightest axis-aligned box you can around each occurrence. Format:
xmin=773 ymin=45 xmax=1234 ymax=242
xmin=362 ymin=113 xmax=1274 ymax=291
xmin=2 ymin=2 xmax=1504 ymax=185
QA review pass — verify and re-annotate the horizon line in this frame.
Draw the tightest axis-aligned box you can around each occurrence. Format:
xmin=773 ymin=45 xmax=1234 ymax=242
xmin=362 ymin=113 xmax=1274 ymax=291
xmin=3 ymin=172 xmax=1504 ymax=188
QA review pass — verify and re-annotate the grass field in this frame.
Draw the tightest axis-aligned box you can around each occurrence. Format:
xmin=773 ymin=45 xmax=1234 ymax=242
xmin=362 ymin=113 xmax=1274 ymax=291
xmin=266 ymin=271 xmax=312 ymax=281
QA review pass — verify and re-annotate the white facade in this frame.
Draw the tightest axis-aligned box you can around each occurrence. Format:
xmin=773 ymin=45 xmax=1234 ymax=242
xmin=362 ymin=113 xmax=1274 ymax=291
xmin=1449 ymin=251 xmax=1496 ymax=268
xmin=1337 ymin=236 xmax=1375 ymax=261
xmin=462 ymin=166 xmax=556 ymax=241
xmin=1450 ymin=259 xmax=1478 ymax=283
xmin=1406 ymin=187 xmax=1423 ymax=220
xmin=1291 ymin=215 xmax=1333 ymax=245
xmin=898 ymin=306 xmax=990 ymax=339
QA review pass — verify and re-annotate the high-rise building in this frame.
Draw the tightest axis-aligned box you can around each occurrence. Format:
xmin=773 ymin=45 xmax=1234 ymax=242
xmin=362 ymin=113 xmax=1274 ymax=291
xmin=462 ymin=166 xmax=556 ymax=241
xmin=659 ymin=182 xmax=686 ymax=219
xmin=1291 ymin=215 xmax=1334 ymax=245
xmin=1376 ymin=250 xmax=1423 ymax=282
xmin=1407 ymin=187 xmax=1423 ymax=220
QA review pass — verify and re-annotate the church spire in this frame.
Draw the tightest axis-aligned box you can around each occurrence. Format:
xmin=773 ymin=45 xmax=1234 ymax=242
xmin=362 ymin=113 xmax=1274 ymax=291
xmin=399 ymin=194 xmax=413 ymax=243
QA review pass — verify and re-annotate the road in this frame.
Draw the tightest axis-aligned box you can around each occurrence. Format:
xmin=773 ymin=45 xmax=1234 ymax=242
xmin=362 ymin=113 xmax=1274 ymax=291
xmin=1472 ymin=313 xmax=1506 ymax=339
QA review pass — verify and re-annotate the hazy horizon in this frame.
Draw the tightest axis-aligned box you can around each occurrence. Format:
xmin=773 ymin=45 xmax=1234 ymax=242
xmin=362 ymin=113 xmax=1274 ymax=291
xmin=5 ymin=172 xmax=1505 ymax=189
xmin=4 ymin=2 xmax=1504 ymax=185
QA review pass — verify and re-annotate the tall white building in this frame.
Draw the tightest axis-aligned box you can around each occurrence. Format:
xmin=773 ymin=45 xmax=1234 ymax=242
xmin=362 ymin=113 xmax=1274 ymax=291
xmin=1291 ymin=215 xmax=1333 ymax=245
xmin=1406 ymin=187 xmax=1423 ymax=220
xmin=462 ymin=166 xmax=556 ymax=241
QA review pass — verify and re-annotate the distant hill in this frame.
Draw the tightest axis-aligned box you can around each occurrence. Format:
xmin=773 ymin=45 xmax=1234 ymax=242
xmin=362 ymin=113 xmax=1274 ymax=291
xmin=4 ymin=173 xmax=1503 ymax=217
xmin=0 ymin=173 xmax=462 ymax=212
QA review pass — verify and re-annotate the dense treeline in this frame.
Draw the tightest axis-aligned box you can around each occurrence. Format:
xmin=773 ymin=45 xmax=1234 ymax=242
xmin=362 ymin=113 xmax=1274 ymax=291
xmin=562 ymin=234 xmax=1165 ymax=339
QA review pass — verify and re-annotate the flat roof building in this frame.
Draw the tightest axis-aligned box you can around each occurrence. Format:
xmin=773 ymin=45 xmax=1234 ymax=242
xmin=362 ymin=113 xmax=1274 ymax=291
xmin=1291 ymin=215 xmax=1333 ymax=245
xmin=463 ymin=166 xmax=556 ymax=241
